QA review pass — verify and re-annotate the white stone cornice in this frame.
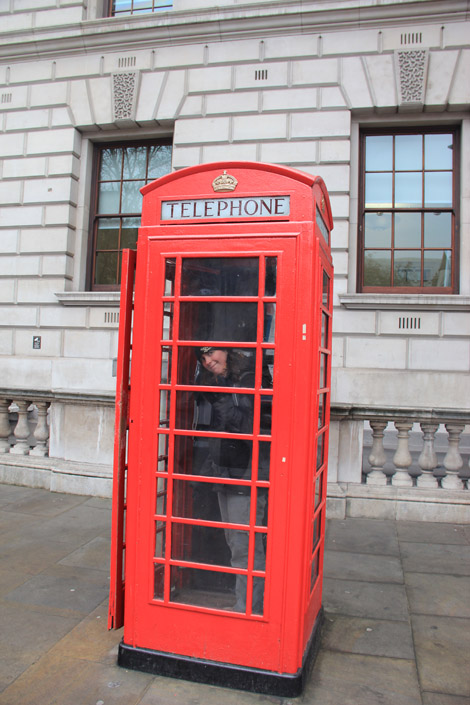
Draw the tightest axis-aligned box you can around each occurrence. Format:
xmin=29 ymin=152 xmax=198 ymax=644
xmin=0 ymin=0 xmax=468 ymax=62
xmin=338 ymin=293 xmax=470 ymax=311
xmin=55 ymin=292 xmax=121 ymax=306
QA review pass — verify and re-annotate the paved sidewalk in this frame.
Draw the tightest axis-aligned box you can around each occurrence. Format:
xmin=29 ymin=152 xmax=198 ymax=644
xmin=0 ymin=483 xmax=469 ymax=705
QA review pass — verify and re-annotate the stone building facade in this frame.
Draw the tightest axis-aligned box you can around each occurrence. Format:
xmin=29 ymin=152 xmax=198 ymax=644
xmin=0 ymin=0 xmax=469 ymax=521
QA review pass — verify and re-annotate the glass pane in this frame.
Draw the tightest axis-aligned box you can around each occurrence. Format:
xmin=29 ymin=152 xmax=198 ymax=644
xmin=177 ymin=391 xmax=254 ymax=432
xmin=181 ymin=257 xmax=259 ymax=297
xmin=365 ymin=135 xmax=393 ymax=171
xmin=395 ymin=172 xmax=422 ymax=208
xmin=174 ymin=433 xmax=252 ymax=478
xmin=162 ymin=303 xmax=173 ymax=340
xmin=121 ymin=180 xmax=145 ymax=213
xmin=321 ymin=313 xmax=329 ymax=348
xmin=120 ymin=217 xmax=139 ymax=249
xmin=364 ymin=212 xmax=391 ymax=248
xmin=96 ymin=218 xmax=119 ymax=249
xmin=169 ymin=566 xmax=239 ymax=611
xmin=365 ymin=173 xmax=393 ymax=208
xmin=258 ymin=441 xmax=270 ymax=481
xmin=155 ymin=477 xmax=167 ymax=514
xmin=179 ymin=302 xmax=258 ymax=342
xmin=314 ymin=473 xmax=323 ymax=510
xmin=394 ymin=251 xmax=421 ymax=286
xmin=265 ymin=257 xmax=277 ymax=296
xmin=164 ymin=258 xmax=175 ymax=296
xmin=94 ymin=251 xmax=118 ymax=285
xmin=97 ymin=181 xmax=120 ymax=214
xmin=260 ymin=396 xmax=272 ymax=436
xmin=154 ymin=564 xmax=164 ymax=599
xmin=160 ymin=346 xmax=172 ymax=384
xmin=319 ymin=353 xmax=328 ymax=388
xmin=262 ymin=349 xmax=274 ymax=388
xmin=148 ymin=145 xmax=172 ymax=180
xmin=425 ymin=133 xmax=453 ymax=170
xmin=159 ymin=390 xmax=171 ymax=428
xmin=322 ymin=270 xmax=330 ymax=307
xmin=264 ymin=303 xmax=275 ymax=343
xmin=252 ymin=576 xmax=265 ymax=615
xmin=99 ymin=148 xmax=122 ymax=181
xmin=424 ymin=172 xmax=452 ymax=207
xmin=154 ymin=521 xmax=166 ymax=557
xmin=364 ymin=251 xmax=391 ymax=287
xmin=312 ymin=510 xmax=321 ymax=550
xmin=394 ymin=212 xmax=421 ymax=248
xmin=123 ymin=146 xmax=147 ymax=179
xmin=423 ymin=250 xmax=452 ymax=287
xmin=318 ymin=393 xmax=326 ymax=429
xmin=186 ymin=347 xmax=256 ymax=387
xmin=157 ymin=434 xmax=168 ymax=473
xmin=310 ymin=551 xmax=319 ymax=591
xmin=395 ymin=134 xmax=422 ymax=171
xmin=172 ymin=523 xmax=248 ymax=567
xmin=424 ymin=212 xmax=452 ymax=248
xmin=316 ymin=433 xmax=324 ymax=470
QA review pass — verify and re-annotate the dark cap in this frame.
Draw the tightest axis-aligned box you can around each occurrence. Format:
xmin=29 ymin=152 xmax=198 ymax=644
xmin=195 ymin=346 xmax=215 ymax=361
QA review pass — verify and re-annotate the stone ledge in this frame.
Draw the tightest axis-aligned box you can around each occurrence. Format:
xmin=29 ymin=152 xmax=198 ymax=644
xmin=338 ymin=294 xmax=470 ymax=311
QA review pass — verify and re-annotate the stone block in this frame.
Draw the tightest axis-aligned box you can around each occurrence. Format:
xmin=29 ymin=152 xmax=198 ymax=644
xmin=0 ymin=280 xmax=16 ymax=305
xmin=8 ymin=59 xmax=51 ymax=84
xmin=17 ymin=277 xmax=67 ymax=304
xmin=23 ymin=177 xmax=79 ymax=206
xmin=188 ymin=66 xmax=232 ymax=94
xmin=0 ymin=357 xmax=52 ymax=389
xmin=172 ymin=146 xmax=203 ymax=168
xmin=330 ymin=219 xmax=348 ymax=249
xmin=207 ymin=38 xmax=260 ymax=64
xmin=291 ymin=58 xmax=339 ymax=87
xmin=328 ymin=193 xmax=349 ymax=218
xmin=51 ymin=108 xmax=73 ymax=128
xmin=448 ymin=49 xmax=470 ymax=109
xmin=15 ymin=329 xmax=62 ymax=357
xmin=135 ymin=72 xmax=166 ymax=122
xmin=55 ymin=55 xmax=102 ymax=81
xmin=345 ymin=336 xmax=407 ymax=369
xmin=50 ymin=402 xmax=114 ymax=465
xmin=41 ymin=254 xmax=74 ymax=278
xmin=155 ymin=70 xmax=187 ymax=122
xmin=331 ymin=336 xmax=344 ymax=368
xmin=264 ymin=34 xmax=316 ymax=60
xmin=63 ymin=330 xmax=112 ymax=359
xmin=174 ymin=116 xmax=230 ymax=145
xmin=0 ymin=326 xmax=13 ymax=354
xmin=27 ymin=128 xmax=81 ymax=157
xmin=0 ymin=132 xmax=25 ymax=157
xmin=379 ymin=311 xmax=439 ymax=336
xmin=205 ymin=91 xmax=258 ymax=115
xmin=48 ymin=155 xmax=80 ymax=178
xmin=333 ymin=308 xmax=376 ymax=336
xmin=409 ymin=339 xmax=469 ymax=371
xmin=44 ymin=204 xmax=77 ymax=226
xmin=311 ymin=163 xmax=350 ymax=192
xmin=232 ymin=113 xmax=287 ymax=141
xmin=20 ymin=227 xmax=74 ymax=254
xmin=3 ymin=156 xmax=47 ymax=179
xmin=323 ymin=28 xmax=378 ymax=56
xmin=178 ymin=95 xmax=203 ymax=118
xmin=39 ymin=305 xmax=86 ymax=328
xmin=340 ymin=56 xmax=374 ymax=111
xmin=0 ymin=86 xmax=28 ymax=112
xmin=262 ymin=87 xmax=318 ymax=112
xmin=425 ymin=50 xmax=459 ymax=109
xmin=1 ymin=255 xmax=40 ymax=277
xmin=51 ymin=358 xmax=115 ymax=392
xmin=34 ymin=6 xmax=84 ymax=27
xmin=319 ymin=138 xmax=351 ymax=163
xmin=0 ymin=206 xmax=43 ymax=228
xmin=235 ymin=62 xmax=289 ymax=90
xmin=202 ymin=142 xmax=258 ymax=163
xmin=0 ymin=180 xmax=22 ymax=205
xmin=88 ymin=308 xmax=120 ymax=328
xmin=260 ymin=140 xmax=317 ymax=164
xmin=69 ymin=80 xmax=94 ymax=128
xmin=291 ymin=110 xmax=351 ymax=139
xmin=442 ymin=311 xmax=470 ymax=337
xmin=321 ymin=86 xmax=348 ymax=109
xmin=331 ymin=250 xmax=348 ymax=276
xmin=87 ymin=77 xmax=113 ymax=127
xmin=364 ymin=55 xmax=396 ymax=110
xmin=5 ymin=108 xmax=49 ymax=131
xmin=155 ymin=44 xmax=205 ymax=69
xmin=30 ymin=81 xmax=68 ymax=107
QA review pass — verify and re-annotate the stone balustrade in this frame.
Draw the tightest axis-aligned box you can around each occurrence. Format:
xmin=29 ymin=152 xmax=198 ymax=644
xmin=363 ymin=412 xmax=469 ymax=491
xmin=0 ymin=393 xmax=52 ymax=458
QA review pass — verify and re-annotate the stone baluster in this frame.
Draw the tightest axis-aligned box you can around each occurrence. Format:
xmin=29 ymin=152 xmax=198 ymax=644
xmin=366 ymin=420 xmax=388 ymax=485
xmin=0 ymin=399 xmax=12 ymax=453
xmin=9 ymin=400 xmax=32 ymax=455
xmin=391 ymin=420 xmax=414 ymax=487
xmin=416 ymin=422 xmax=439 ymax=488
xmin=441 ymin=424 xmax=465 ymax=490
xmin=30 ymin=402 xmax=50 ymax=457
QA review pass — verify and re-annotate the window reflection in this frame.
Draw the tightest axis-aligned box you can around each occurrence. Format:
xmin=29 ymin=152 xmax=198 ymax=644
xmin=181 ymin=258 xmax=259 ymax=297
xmin=179 ymin=302 xmax=258 ymax=342
xmin=364 ymin=213 xmax=391 ymax=248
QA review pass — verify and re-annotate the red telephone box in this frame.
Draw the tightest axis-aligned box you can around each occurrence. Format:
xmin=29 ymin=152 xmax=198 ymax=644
xmin=108 ymin=161 xmax=333 ymax=696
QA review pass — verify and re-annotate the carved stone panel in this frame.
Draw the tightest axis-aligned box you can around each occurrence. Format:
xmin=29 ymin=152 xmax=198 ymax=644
xmin=112 ymin=71 xmax=139 ymax=123
xmin=394 ymin=49 xmax=428 ymax=107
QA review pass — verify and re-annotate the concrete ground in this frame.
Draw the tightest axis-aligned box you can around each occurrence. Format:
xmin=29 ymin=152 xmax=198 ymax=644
xmin=0 ymin=483 xmax=469 ymax=705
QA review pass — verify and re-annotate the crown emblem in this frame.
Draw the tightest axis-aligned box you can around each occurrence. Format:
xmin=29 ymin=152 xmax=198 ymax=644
xmin=212 ymin=171 xmax=238 ymax=192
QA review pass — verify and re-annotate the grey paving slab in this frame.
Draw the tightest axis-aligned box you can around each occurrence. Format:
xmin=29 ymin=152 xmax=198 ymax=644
xmin=0 ymin=567 xmax=29 ymax=597
xmin=0 ymin=533 xmax=79 ymax=575
xmin=139 ymin=675 xmax=284 ymax=705
xmin=323 ymin=549 xmax=403 ymax=583
xmin=4 ymin=564 xmax=109 ymax=615
xmin=0 ymin=602 xmax=80 ymax=692
xmin=405 ymin=572 xmax=470 ymax=618
xmin=412 ymin=615 xmax=470 ymax=697
xmin=58 ymin=536 xmax=111 ymax=572
xmin=400 ymin=541 xmax=470 ymax=576
xmin=422 ymin=694 xmax=470 ymax=705
xmin=321 ymin=613 xmax=415 ymax=659
xmin=397 ymin=521 xmax=469 ymax=545
xmin=322 ymin=578 xmax=409 ymax=621
xmin=325 ymin=518 xmax=399 ymax=556
xmin=0 ymin=508 xmax=42 ymax=538
xmin=20 ymin=502 xmax=112 ymax=548
xmin=0 ymin=489 xmax=86 ymax=518
xmin=304 ymin=651 xmax=421 ymax=705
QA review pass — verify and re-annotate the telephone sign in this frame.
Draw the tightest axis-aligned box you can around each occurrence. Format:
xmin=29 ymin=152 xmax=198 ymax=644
xmin=109 ymin=161 xmax=333 ymax=696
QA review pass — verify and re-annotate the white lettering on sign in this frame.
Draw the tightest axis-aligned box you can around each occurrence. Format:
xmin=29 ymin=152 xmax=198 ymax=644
xmin=161 ymin=196 xmax=290 ymax=220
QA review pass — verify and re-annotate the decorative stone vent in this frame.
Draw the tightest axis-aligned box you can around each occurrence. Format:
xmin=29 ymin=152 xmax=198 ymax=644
xmin=104 ymin=311 xmax=119 ymax=324
xmin=398 ymin=316 xmax=421 ymax=330
xmin=118 ymin=56 xmax=137 ymax=68
xmin=112 ymin=71 xmax=138 ymax=122
xmin=1 ymin=93 xmax=12 ymax=104
xmin=255 ymin=69 xmax=268 ymax=81
xmin=395 ymin=49 xmax=428 ymax=106
xmin=400 ymin=32 xmax=423 ymax=45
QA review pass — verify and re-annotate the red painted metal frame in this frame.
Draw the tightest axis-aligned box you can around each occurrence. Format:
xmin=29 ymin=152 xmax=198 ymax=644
xmin=108 ymin=248 xmax=136 ymax=629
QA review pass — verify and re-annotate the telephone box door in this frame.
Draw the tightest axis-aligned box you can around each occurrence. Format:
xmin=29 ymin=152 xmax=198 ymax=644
xmin=123 ymin=230 xmax=302 ymax=674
